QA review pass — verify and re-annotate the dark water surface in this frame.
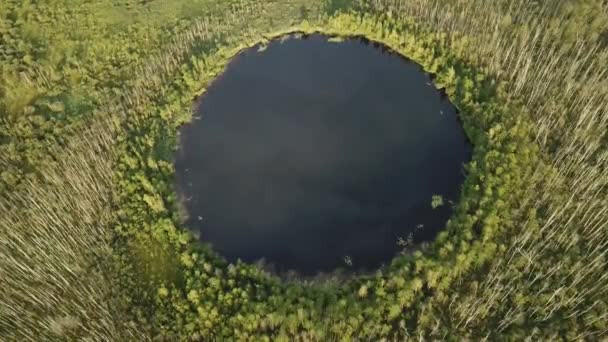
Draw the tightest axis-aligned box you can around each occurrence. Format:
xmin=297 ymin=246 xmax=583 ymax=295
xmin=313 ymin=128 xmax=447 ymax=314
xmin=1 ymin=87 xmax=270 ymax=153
xmin=175 ymin=34 xmax=472 ymax=275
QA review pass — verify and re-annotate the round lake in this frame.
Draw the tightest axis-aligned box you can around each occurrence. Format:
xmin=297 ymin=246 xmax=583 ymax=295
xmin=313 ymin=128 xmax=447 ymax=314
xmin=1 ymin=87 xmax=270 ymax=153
xmin=175 ymin=34 xmax=472 ymax=275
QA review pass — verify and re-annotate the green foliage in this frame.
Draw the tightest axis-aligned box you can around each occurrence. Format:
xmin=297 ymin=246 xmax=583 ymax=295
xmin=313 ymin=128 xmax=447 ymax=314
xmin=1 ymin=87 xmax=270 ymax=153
xmin=324 ymin=0 xmax=357 ymax=15
xmin=2 ymin=0 xmax=607 ymax=340
xmin=431 ymin=194 xmax=444 ymax=209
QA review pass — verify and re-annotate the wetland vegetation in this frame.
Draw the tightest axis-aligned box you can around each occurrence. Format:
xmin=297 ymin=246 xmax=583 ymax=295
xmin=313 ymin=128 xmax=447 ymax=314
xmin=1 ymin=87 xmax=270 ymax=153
xmin=1 ymin=0 xmax=607 ymax=340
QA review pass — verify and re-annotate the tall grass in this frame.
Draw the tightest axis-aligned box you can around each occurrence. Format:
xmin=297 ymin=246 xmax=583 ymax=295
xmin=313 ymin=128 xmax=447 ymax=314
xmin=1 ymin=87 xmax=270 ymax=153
xmin=0 ymin=1 xmax=306 ymax=339
xmin=0 ymin=116 xmax=149 ymax=340
xmin=2 ymin=0 xmax=606 ymax=338
xmin=370 ymin=0 xmax=608 ymax=336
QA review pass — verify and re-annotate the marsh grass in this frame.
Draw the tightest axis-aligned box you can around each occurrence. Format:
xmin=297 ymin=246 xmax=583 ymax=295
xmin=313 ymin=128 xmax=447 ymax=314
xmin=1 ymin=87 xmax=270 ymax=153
xmin=368 ymin=0 xmax=608 ymax=336
xmin=1 ymin=0 xmax=607 ymax=339
xmin=0 ymin=116 xmax=150 ymax=340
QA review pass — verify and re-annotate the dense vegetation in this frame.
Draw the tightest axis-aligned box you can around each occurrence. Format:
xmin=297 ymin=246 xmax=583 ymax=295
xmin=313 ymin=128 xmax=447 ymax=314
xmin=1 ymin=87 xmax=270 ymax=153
xmin=1 ymin=0 xmax=607 ymax=340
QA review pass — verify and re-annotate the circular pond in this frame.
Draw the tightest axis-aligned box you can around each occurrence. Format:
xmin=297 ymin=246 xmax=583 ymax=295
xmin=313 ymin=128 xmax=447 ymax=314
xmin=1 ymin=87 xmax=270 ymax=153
xmin=175 ymin=34 xmax=472 ymax=275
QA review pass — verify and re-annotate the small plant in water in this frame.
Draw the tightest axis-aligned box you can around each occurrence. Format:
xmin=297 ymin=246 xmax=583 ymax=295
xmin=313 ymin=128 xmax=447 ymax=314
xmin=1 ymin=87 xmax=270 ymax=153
xmin=397 ymin=233 xmax=414 ymax=254
xmin=343 ymin=255 xmax=353 ymax=266
xmin=431 ymin=194 xmax=444 ymax=209
xmin=328 ymin=36 xmax=345 ymax=43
